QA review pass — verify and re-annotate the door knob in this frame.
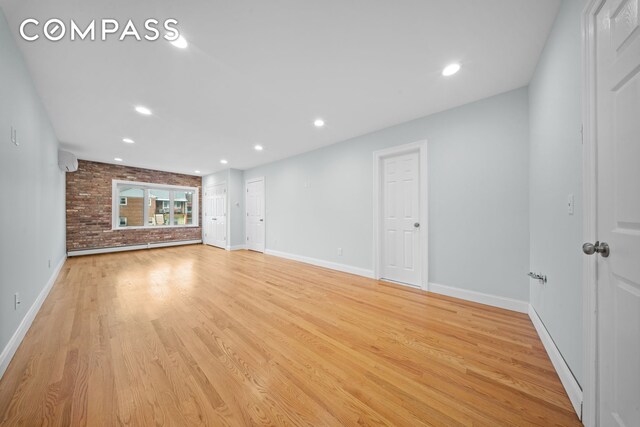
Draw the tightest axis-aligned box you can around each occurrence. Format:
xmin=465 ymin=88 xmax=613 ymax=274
xmin=414 ymin=222 xmax=420 ymax=228
xmin=260 ymin=219 xmax=264 ymax=222
xmin=582 ymin=241 xmax=610 ymax=258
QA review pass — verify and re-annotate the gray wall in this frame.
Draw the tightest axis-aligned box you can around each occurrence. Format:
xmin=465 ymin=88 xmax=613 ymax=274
xmin=245 ymin=87 xmax=530 ymax=301
xmin=529 ymin=0 xmax=585 ymax=385
xmin=0 ymin=9 xmax=66 ymax=366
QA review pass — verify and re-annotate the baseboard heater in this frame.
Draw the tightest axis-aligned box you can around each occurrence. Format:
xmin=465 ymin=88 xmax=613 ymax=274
xmin=67 ymin=239 xmax=202 ymax=257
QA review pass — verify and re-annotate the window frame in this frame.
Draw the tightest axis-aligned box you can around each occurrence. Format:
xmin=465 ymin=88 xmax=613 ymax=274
xmin=112 ymin=180 xmax=199 ymax=230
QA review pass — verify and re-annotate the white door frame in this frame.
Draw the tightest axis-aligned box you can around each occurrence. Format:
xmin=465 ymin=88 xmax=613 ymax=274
xmin=581 ymin=1 xmax=602 ymax=425
xmin=245 ymin=176 xmax=265 ymax=252
xmin=373 ymin=140 xmax=428 ymax=290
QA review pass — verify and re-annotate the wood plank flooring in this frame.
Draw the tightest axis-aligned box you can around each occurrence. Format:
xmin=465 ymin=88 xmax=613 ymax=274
xmin=0 ymin=245 xmax=581 ymax=426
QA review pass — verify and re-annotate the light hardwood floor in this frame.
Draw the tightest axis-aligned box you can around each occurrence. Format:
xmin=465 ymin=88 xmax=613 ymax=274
xmin=0 ymin=245 xmax=581 ymax=426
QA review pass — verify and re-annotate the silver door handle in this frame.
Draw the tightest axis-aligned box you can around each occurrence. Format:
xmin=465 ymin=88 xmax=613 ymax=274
xmin=212 ymin=218 xmax=217 ymax=221
xmin=582 ymin=241 xmax=610 ymax=257
xmin=260 ymin=219 xmax=264 ymax=222
xmin=414 ymin=222 xmax=420 ymax=228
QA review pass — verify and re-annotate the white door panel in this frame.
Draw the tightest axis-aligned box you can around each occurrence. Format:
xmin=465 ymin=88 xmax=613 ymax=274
xmin=381 ymin=152 xmax=421 ymax=287
xmin=203 ymin=183 xmax=226 ymax=248
xmin=203 ymin=185 xmax=215 ymax=246
xmin=595 ymin=1 xmax=640 ymax=425
xmin=246 ymin=178 xmax=265 ymax=252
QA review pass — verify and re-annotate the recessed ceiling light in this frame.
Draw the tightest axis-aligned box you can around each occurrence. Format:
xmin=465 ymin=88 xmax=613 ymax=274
xmin=220 ymin=159 xmax=228 ymax=164
xmin=170 ymin=35 xmax=188 ymax=49
xmin=114 ymin=157 xmax=123 ymax=162
xmin=442 ymin=63 xmax=461 ymax=77
xmin=135 ymin=105 xmax=152 ymax=115
xmin=194 ymin=170 xmax=201 ymax=174
xmin=314 ymin=118 xmax=325 ymax=128
xmin=122 ymin=138 xmax=135 ymax=144
xmin=254 ymin=144 xmax=263 ymax=151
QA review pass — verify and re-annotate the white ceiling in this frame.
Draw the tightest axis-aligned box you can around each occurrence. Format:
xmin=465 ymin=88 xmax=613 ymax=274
xmin=1 ymin=0 xmax=560 ymax=176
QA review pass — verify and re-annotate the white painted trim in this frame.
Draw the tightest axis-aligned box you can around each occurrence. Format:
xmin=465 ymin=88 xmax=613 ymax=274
xmin=373 ymin=140 xmax=428 ymax=289
xmin=427 ymin=282 xmax=529 ymax=313
xmin=245 ymin=176 xmax=265 ymax=253
xmin=0 ymin=256 xmax=66 ymax=379
xmin=67 ymin=239 xmax=202 ymax=257
xmin=226 ymin=171 xmax=232 ymax=250
xmin=110 ymin=224 xmax=201 ymax=231
xmin=265 ymin=249 xmax=375 ymax=279
xmin=529 ymin=305 xmax=583 ymax=418
xmin=581 ymin=1 xmax=601 ymax=425
xmin=227 ymin=244 xmax=246 ymax=251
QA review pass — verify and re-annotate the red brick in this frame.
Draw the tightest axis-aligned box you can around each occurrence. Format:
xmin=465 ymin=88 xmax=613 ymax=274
xmin=66 ymin=160 xmax=202 ymax=251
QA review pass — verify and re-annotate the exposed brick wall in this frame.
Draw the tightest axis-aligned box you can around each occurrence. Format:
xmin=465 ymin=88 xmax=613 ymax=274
xmin=66 ymin=160 xmax=202 ymax=252
xmin=119 ymin=197 xmax=145 ymax=226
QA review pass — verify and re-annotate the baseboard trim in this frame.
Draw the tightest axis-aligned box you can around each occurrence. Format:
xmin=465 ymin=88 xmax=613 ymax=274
xmin=528 ymin=305 xmax=582 ymax=418
xmin=68 ymin=239 xmax=202 ymax=257
xmin=427 ymin=282 xmax=529 ymax=313
xmin=0 ymin=256 xmax=66 ymax=380
xmin=264 ymin=249 xmax=375 ymax=278
xmin=227 ymin=245 xmax=246 ymax=251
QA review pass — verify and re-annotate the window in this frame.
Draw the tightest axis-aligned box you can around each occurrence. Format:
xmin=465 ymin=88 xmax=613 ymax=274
xmin=149 ymin=189 xmax=170 ymax=226
xmin=117 ymin=187 xmax=144 ymax=226
xmin=173 ymin=191 xmax=195 ymax=225
xmin=112 ymin=180 xmax=199 ymax=229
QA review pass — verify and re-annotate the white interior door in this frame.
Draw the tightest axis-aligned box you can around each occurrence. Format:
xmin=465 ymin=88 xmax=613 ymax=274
xmin=204 ymin=185 xmax=215 ymax=246
xmin=203 ymin=183 xmax=226 ymax=248
xmin=594 ymin=1 xmax=640 ymax=425
xmin=246 ymin=178 xmax=265 ymax=252
xmin=381 ymin=152 xmax=421 ymax=287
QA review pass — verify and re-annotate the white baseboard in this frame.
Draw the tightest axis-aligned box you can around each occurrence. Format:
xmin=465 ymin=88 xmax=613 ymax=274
xmin=67 ymin=239 xmax=202 ymax=257
xmin=227 ymin=244 xmax=246 ymax=251
xmin=264 ymin=249 xmax=375 ymax=279
xmin=427 ymin=282 xmax=529 ymax=313
xmin=0 ymin=256 xmax=66 ymax=379
xmin=528 ymin=305 xmax=582 ymax=418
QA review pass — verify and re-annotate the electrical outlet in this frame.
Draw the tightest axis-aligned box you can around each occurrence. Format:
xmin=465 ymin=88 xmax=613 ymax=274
xmin=337 ymin=247 xmax=343 ymax=256
xmin=14 ymin=293 xmax=21 ymax=310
